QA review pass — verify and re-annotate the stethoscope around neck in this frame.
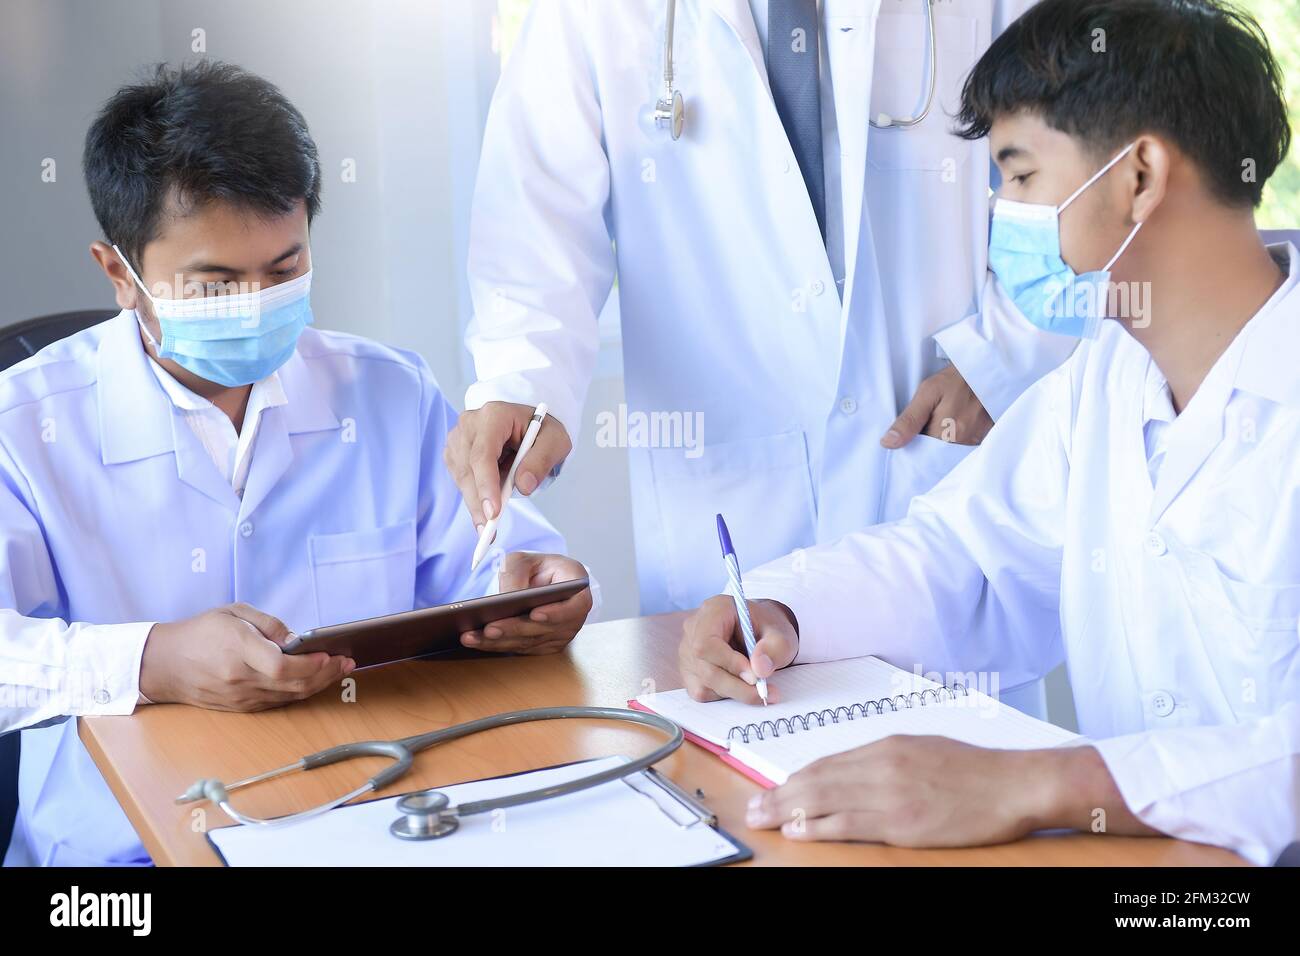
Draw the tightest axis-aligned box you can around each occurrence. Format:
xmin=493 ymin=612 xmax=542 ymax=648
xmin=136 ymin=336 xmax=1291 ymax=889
xmin=653 ymin=0 xmax=939 ymax=141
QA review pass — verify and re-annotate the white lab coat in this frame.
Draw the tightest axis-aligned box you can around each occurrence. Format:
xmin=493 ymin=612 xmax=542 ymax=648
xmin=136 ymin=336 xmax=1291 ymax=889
xmin=465 ymin=0 xmax=1073 ymax=614
xmin=742 ymin=244 xmax=1300 ymax=866
xmin=0 ymin=312 xmax=566 ymax=866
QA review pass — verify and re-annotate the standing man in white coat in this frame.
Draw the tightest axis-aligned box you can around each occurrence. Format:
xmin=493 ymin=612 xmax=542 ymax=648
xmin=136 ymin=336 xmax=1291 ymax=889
xmin=448 ymin=1 xmax=1071 ymax=624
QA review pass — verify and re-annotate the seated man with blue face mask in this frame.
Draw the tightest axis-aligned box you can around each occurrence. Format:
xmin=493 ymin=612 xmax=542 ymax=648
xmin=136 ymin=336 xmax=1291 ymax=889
xmin=676 ymin=0 xmax=1299 ymax=864
xmin=1 ymin=61 xmax=595 ymax=866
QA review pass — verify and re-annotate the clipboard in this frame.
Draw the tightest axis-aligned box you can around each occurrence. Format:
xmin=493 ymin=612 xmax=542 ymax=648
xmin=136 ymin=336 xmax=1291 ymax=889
xmin=205 ymin=756 xmax=752 ymax=867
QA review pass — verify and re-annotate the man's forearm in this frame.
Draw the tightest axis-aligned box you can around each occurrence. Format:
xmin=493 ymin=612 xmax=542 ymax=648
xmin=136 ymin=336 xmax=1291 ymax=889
xmin=1017 ymin=745 xmax=1159 ymax=838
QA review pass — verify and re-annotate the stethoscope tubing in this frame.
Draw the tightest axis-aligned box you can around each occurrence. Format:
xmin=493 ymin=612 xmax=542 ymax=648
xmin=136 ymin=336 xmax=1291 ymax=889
xmin=659 ymin=0 xmax=938 ymax=137
xmin=181 ymin=705 xmax=685 ymax=831
xmin=395 ymin=706 xmax=684 ymax=817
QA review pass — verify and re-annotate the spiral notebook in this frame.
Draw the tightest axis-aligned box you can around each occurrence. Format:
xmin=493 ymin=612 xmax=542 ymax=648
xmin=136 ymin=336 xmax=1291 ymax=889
xmin=630 ymin=657 xmax=1080 ymax=788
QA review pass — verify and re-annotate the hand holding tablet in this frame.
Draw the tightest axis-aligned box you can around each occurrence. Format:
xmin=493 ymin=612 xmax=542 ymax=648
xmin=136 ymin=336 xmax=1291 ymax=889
xmin=282 ymin=576 xmax=591 ymax=669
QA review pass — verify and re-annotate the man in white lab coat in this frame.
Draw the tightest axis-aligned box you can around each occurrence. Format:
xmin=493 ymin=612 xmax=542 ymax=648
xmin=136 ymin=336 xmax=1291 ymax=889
xmin=1 ymin=62 xmax=593 ymax=866
xmin=446 ymin=1 xmax=1074 ymax=622
xmin=678 ymin=0 xmax=1299 ymax=865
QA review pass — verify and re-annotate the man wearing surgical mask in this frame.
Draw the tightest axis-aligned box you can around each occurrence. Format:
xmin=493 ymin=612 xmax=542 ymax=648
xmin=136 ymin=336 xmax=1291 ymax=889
xmin=0 ymin=61 xmax=594 ymax=867
xmin=677 ymin=0 xmax=1300 ymax=865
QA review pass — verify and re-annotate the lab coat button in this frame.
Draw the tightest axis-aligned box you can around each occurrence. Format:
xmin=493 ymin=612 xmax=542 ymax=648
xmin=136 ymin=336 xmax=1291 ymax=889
xmin=239 ymin=521 xmax=254 ymax=538
xmin=840 ymin=397 xmax=858 ymax=415
xmin=1143 ymin=531 xmax=1167 ymax=556
xmin=810 ymin=279 xmax=826 ymax=296
xmin=1149 ymin=691 xmax=1176 ymax=717
xmin=93 ymin=688 xmax=110 ymax=705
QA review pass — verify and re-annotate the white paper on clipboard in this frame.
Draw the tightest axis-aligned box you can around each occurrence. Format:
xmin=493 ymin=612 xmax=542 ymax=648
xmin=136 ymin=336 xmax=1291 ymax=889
xmin=208 ymin=755 xmax=749 ymax=867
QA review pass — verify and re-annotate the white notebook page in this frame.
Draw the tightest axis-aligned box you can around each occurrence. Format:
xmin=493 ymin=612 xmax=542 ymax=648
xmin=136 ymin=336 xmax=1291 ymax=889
xmin=737 ymin=690 xmax=1079 ymax=785
xmin=640 ymin=658 xmax=1079 ymax=785
xmin=641 ymin=657 xmax=932 ymax=747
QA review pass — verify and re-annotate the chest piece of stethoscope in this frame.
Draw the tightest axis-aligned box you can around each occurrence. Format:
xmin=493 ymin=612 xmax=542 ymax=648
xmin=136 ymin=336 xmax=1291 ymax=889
xmin=654 ymin=88 xmax=685 ymax=140
xmin=390 ymin=789 xmax=459 ymax=840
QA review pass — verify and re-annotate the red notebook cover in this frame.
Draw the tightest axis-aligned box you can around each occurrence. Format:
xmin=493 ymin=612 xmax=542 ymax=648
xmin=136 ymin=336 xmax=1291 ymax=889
xmin=628 ymin=698 xmax=779 ymax=789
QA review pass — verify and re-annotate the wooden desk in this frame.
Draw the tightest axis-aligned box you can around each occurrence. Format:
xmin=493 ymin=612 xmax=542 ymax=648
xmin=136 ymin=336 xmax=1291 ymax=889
xmin=80 ymin=613 xmax=1244 ymax=866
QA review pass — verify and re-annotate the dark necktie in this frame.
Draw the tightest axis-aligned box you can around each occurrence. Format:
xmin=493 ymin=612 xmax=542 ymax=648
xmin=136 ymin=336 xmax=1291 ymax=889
xmin=767 ymin=0 xmax=826 ymax=241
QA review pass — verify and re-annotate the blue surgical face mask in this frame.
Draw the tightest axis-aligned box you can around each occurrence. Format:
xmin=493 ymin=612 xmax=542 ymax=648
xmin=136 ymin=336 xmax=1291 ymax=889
xmin=988 ymin=142 xmax=1143 ymax=338
xmin=113 ymin=244 xmax=313 ymax=387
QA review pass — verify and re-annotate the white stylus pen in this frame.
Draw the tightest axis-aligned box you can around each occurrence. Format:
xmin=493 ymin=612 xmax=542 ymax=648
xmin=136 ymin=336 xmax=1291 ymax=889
xmin=470 ymin=403 xmax=549 ymax=572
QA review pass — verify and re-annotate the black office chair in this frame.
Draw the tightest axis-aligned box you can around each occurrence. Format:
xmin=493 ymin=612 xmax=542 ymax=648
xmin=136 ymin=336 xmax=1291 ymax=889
xmin=0 ymin=309 xmax=117 ymax=370
xmin=0 ymin=308 xmax=116 ymax=862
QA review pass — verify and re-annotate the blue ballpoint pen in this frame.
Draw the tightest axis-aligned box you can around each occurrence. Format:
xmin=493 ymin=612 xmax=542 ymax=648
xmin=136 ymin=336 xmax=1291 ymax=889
xmin=716 ymin=514 xmax=769 ymax=706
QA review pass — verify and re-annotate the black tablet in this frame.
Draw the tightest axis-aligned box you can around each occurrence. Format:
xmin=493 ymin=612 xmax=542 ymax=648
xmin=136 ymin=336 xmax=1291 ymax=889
xmin=281 ymin=577 xmax=590 ymax=669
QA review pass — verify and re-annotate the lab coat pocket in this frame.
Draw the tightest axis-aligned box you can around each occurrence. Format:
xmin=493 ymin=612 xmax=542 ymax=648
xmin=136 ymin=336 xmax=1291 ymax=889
xmin=647 ymin=431 xmax=816 ymax=610
xmin=879 ymin=434 xmax=974 ymax=522
xmin=308 ymin=521 xmax=418 ymax=628
xmin=867 ymin=12 xmax=977 ymax=172
xmin=1179 ymin=549 xmax=1300 ymax=666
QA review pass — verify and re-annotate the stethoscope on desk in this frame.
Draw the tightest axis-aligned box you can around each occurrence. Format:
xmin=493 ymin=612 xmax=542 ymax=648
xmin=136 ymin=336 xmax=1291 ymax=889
xmin=654 ymin=0 xmax=938 ymax=140
xmin=176 ymin=706 xmax=684 ymax=840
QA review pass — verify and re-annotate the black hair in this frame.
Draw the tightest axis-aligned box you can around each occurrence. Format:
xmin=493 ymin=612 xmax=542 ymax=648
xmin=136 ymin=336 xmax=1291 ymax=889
xmin=83 ymin=60 xmax=322 ymax=269
xmin=956 ymin=0 xmax=1290 ymax=207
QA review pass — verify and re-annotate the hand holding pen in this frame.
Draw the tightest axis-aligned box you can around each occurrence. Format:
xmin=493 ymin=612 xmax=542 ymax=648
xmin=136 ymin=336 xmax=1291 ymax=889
xmin=716 ymin=513 xmax=770 ymax=705
xmin=678 ymin=590 xmax=799 ymax=706
xmin=471 ymin=403 xmax=549 ymax=571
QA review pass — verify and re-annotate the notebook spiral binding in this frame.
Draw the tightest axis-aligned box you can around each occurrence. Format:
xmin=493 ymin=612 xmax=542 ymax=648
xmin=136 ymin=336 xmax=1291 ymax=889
xmin=725 ymin=683 xmax=971 ymax=744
